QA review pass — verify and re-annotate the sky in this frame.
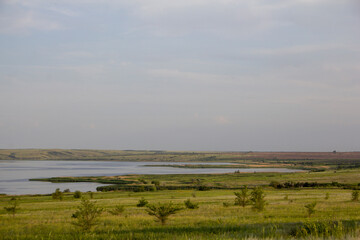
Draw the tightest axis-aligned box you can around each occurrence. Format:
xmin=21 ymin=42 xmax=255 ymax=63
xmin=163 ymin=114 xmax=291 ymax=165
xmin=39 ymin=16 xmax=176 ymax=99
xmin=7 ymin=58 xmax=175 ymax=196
xmin=0 ymin=0 xmax=360 ymax=151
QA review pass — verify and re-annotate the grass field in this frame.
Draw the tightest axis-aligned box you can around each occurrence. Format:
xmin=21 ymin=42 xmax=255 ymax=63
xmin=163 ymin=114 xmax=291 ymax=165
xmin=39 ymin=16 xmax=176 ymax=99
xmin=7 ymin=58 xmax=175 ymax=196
xmin=1 ymin=188 xmax=360 ymax=239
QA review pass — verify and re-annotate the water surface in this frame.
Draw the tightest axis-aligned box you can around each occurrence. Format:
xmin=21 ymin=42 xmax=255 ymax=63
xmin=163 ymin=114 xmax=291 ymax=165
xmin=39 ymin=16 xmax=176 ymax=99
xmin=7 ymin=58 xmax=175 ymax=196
xmin=0 ymin=160 xmax=301 ymax=195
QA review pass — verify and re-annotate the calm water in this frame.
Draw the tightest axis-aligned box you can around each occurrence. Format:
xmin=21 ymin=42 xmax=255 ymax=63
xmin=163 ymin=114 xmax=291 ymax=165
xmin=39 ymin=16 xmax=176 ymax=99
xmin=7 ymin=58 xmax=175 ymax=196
xmin=0 ymin=160 xmax=301 ymax=195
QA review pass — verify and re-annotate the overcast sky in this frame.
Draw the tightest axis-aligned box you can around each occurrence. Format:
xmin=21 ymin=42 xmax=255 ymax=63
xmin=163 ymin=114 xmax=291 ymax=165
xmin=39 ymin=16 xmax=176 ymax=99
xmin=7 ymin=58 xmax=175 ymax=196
xmin=0 ymin=0 xmax=360 ymax=151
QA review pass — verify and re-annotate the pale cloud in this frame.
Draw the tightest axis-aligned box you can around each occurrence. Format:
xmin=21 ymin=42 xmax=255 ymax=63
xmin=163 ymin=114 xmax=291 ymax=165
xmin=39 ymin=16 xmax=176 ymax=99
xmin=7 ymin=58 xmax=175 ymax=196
xmin=0 ymin=9 xmax=61 ymax=34
xmin=1 ymin=0 xmax=359 ymax=150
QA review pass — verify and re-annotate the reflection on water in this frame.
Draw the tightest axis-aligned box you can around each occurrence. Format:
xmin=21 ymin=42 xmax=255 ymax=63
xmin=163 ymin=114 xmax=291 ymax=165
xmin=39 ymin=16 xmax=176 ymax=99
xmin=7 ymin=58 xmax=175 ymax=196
xmin=0 ymin=160 xmax=301 ymax=195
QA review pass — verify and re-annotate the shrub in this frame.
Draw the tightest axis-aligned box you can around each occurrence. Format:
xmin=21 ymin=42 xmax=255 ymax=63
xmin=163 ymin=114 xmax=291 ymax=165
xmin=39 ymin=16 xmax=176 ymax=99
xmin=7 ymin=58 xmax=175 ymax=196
xmin=223 ymin=202 xmax=231 ymax=207
xmin=74 ymin=191 xmax=82 ymax=199
xmin=4 ymin=197 xmax=20 ymax=217
xmin=146 ymin=202 xmax=182 ymax=225
xmin=198 ymin=186 xmax=210 ymax=191
xmin=250 ymin=186 xmax=266 ymax=212
xmin=184 ymin=199 xmax=199 ymax=209
xmin=52 ymin=188 xmax=63 ymax=201
xmin=151 ymin=180 xmax=160 ymax=186
xmin=325 ymin=192 xmax=330 ymax=200
xmin=89 ymin=192 xmax=94 ymax=199
xmin=305 ymin=201 xmax=317 ymax=217
xmin=137 ymin=197 xmax=148 ymax=207
xmin=72 ymin=198 xmax=102 ymax=231
xmin=351 ymin=190 xmax=359 ymax=201
xmin=138 ymin=178 xmax=148 ymax=184
xmin=64 ymin=189 xmax=70 ymax=193
xmin=234 ymin=185 xmax=250 ymax=207
xmin=108 ymin=205 xmax=125 ymax=215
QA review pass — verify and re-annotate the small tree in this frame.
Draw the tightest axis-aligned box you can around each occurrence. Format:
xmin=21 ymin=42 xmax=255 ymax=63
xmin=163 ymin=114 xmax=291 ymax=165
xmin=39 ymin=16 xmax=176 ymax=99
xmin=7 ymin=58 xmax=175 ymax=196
xmin=351 ymin=190 xmax=359 ymax=201
xmin=108 ymin=205 xmax=125 ymax=215
xmin=305 ymin=201 xmax=317 ymax=217
xmin=72 ymin=198 xmax=102 ymax=231
xmin=250 ymin=186 xmax=266 ymax=212
xmin=137 ymin=197 xmax=148 ymax=207
xmin=4 ymin=197 xmax=20 ymax=217
xmin=52 ymin=188 xmax=63 ymax=201
xmin=184 ymin=199 xmax=199 ymax=209
xmin=146 ymin=202 xmax=182 ymax=225
xmin=74 ymin=190 xmax=82 ymax=199
xmin=234 ymin=185 xmax=250 ymax=207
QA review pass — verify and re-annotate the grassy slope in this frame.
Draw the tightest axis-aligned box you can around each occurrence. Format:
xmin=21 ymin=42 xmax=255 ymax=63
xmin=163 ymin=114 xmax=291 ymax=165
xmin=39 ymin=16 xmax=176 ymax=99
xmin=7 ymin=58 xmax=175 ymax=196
xmin=34 ymin=169 xmax=360 ymax=189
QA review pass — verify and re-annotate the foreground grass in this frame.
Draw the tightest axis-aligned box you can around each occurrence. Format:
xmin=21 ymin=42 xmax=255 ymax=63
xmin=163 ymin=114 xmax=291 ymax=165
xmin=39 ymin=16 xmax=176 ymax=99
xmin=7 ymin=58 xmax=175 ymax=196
xmin=1 ymin=188 xmax=360 ymax=239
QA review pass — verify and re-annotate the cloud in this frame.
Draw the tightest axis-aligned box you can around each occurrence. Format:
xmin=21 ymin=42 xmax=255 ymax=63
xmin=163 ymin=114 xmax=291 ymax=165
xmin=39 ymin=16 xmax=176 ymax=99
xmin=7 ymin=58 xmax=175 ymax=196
xmin=0 ymin=6 xmax=61 ymax=34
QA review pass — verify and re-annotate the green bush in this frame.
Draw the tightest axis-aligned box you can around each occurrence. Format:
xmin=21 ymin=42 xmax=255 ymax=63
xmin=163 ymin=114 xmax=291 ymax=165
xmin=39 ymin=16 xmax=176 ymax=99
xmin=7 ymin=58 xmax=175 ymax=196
xmin=351 ymin=190 xmax=359 ymax=201
xmin=223 ymin=202 xmax=231 ymax=207
xmin=74 ymin=191 xmax=82 ymax=199
xmin=108 ymin=205 xmax=125 ymax=215
xmin=151 ymin=180 xmax=160 ymax=186
xmin=52 ymin=188 xmax=63 ymax=201
xmin=250 ymin=186 xmax=266 ymax=212
xmin=137 ymin=197 xmax=148 ymax=207
xmin=146 ymin=202 xmax=182 ymax=225
xmin=305 ymin=201 xmax=317 ymax=217
xmin=184 ymin=199 xmax=199 ymax=209
xmin=234 ymin=185 xmax=250 ymax=207
xmin=325 ymin=192 xmax=330 ymax=200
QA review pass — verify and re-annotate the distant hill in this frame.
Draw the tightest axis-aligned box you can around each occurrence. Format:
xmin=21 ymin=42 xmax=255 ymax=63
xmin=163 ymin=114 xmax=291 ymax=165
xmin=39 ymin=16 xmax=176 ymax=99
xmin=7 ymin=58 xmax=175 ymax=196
xmin=0 ymin=149 xmax=359 ymax=163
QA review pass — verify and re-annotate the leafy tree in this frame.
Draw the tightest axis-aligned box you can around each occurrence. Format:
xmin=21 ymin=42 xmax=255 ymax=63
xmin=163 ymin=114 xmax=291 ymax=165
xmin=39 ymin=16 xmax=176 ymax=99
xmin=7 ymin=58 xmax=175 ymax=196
xmin=52 ymin=188 xmax=63 ymax=201
xmin=137 ymin=197 xmax=148 ymax=207
xmin=305 ymin=201 xmax=317 ymax=217
xmin=74 ymin=190 xmax=82 ymax=199
xmin=146 ymin=202 xmax=182 ymax=225
xmin=351 ymin=190 xmax=359 ymax=201
xmin=4 ymin=197 xmax=20 ymax=217
xmin=184 ymin=199 xmax=199 ymax=209
xmin=72 ymin=198 xmax=102 ymax=231
xmin=234 ymin=185 xmax=250 ymax=207
xmin=250 ymin=186 xmax=266 ymax=212
xmin=108 ymin=205 xmax=125 ymax=215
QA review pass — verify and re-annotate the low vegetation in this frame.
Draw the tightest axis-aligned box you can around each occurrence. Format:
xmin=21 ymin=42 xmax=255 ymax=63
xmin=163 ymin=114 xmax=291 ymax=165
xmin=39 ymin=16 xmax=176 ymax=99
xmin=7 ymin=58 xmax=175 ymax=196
xmin=1 ymin=187 xmax=360 ymax=239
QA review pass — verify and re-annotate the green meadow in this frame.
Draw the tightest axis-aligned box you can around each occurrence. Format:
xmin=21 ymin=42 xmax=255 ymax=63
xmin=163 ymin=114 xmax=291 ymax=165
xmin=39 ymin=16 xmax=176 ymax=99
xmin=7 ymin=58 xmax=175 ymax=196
xmin=2 ymin=171 xmax=360 ymax=239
